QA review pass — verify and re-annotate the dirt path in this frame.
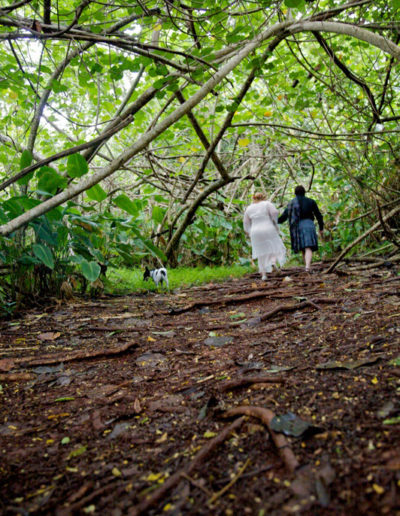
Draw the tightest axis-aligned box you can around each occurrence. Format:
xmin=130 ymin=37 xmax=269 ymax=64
xmin=1 ymin=266 xmax=399 ymax=515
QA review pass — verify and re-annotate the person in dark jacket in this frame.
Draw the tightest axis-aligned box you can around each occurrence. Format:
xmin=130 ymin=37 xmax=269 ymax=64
xmin=278 ymin=185 xmax=324 ymax=272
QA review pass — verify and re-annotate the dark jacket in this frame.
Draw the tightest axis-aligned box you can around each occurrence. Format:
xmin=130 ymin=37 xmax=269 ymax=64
xmin=278 ymin=195 xmax=324 ymax=231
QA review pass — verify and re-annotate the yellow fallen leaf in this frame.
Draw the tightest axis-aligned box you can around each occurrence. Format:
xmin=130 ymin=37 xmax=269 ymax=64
xmin=156 ymin=432 xmax=168 ymax=443
xmin=147 ymin=336 xmax=156 ymax=342
xmin=203 ymin=431 xmax=217 ymax=438
xmin=47 ymin=413 xmax=70 ymax=420
xmin=145 ymin=472 xmax=164 ymax=482
xmin=372 ymin=483 xmax=384 ymax=495
xmin=134 ymin=398 xmax=142 ymax=413
xmin=112 ymin=467 xmax=122 ymax=477
xmin=371 ymin=377 xmax=379 ymax=385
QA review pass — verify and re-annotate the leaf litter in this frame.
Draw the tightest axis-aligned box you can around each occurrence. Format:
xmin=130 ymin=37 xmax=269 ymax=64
xmin=0 ymin=265 xmax=399 ymax=515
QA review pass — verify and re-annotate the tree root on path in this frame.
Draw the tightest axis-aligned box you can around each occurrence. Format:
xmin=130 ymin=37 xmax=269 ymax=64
xmin=223 ymin=407 xmax=337 ymax=510
xmin=12 ymin=341 xmax=139 ymax=368
xmin=0 ymin=372 xmax=35 ymax=381
xmin=248 ymin=297 xmax=338 ymax=324
xmin=224 ymin=406 xmax=300 ymax=473
xmin=128 ymin=416 xmax=245 ymax=516
xmin=218 ymin=375 xmax=285 ymax=391
xmin=168 ymin=290 xmax=280 ymax=314
xmin=223 ymin=406 xmax=299 ymax=473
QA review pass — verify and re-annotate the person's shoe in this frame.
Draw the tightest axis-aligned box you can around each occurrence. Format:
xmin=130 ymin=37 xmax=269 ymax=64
xmin=261 ymin=274 xmax=267 ymax=280
xmin=305 ymin=268 xmax=312 ymax=274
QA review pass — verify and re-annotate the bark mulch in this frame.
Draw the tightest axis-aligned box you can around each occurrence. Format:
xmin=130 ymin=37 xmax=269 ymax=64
xmin=0 ymin=265 xmax=399 ymax=515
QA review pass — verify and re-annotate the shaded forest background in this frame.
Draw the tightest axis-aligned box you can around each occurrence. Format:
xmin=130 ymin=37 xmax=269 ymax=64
xmin=0 ymin=0 xmax=400 ymax=313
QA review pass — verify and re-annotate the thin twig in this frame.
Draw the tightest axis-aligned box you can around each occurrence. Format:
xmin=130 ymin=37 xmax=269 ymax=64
xmin=180 ymin=472 xmax=213 ymax=497
xmin=208 ymin=458 xmax=251 ymax=505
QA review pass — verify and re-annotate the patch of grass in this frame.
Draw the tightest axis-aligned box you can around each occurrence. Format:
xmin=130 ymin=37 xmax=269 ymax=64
xmin=106 ymin=264 xmax=253 ymax=294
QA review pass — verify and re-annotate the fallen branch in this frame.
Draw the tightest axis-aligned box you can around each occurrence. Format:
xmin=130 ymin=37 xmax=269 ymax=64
xmin=326 ymin=202 xmax=400 ymax=273
xmin=218 ymin=375 xmax=285 ymax=392
xmin=346 ymin=254 xmax=400 ymax=271
xmin=14 ymin=341 xmax=139 ymax=367
xmin=224 ymin=406 xmax=299 ymax=473
xmin=128 ymin=417 xmax=245 ymax=516
xmin=377 ymin=202 xmax=400 ymax=248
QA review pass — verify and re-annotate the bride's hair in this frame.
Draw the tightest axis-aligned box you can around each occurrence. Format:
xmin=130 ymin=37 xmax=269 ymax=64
xmin=252 ymin=192 xmax=266 ymax=201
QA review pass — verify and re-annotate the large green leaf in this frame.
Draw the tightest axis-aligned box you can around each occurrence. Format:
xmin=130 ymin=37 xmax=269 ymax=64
xmin=86 ymin=184 xmax=108 ymax=202
xmin=32 ymin=219 xmax=59 ymax=246
xmin=67 ymin=154 xmax=89 ymax=178
xmin=113 ymin=194 xmax=140 ymax=217
xmin=17 ymin=150 xmax=34 ymax=185
xmin=19 ymin=197 xmax=41 ymax=211
xmin=37 ymin=166 xmax=68 ymax=194
xmin=20 ymin=149 xmax=33 ymax=169
xmin=80 ymin=260 xmax=101 ymax=282
xmin=2 ymin=196 xmax=38 ymax=218
xmin=32 ymin=244 xmax=55 ymax=269
xmin=2 ymin=199 xmax=22 ymax=218
xmin=152 ymin=205 xmax=166 ymax=224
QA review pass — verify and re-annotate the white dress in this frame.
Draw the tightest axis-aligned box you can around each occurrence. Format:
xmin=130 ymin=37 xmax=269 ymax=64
xmin=243 ymin=201 xmax=286 ymax=273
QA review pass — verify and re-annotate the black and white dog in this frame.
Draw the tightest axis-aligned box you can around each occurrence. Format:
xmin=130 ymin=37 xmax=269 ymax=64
xmin=143 ymin=266 xmax=169 ymax=288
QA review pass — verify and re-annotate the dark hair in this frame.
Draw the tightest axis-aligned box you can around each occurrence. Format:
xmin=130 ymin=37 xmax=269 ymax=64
xmin=295 ymin=185 xmax=306 ymax=196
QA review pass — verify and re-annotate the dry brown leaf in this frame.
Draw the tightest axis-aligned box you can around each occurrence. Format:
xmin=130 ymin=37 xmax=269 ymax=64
xmin=38 ymin=332 xmax=61 ymax=341
xmin=0 ymin=358 xmax=15 ymax=372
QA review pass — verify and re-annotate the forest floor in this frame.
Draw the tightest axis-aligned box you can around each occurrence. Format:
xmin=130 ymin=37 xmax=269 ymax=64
xmin=1 ymin=264 xmax=400 ymax=516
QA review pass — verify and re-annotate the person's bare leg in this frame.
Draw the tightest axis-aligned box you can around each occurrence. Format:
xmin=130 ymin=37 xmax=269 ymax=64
xmin=304 ymin=248 xmax=312 ymax=271
xmin=258 ymin=257 xmax=268 ymax=280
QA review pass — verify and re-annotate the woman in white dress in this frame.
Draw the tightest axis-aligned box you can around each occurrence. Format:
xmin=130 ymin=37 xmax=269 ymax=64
xmin=243 ymin=192 xmax=286 ymax=280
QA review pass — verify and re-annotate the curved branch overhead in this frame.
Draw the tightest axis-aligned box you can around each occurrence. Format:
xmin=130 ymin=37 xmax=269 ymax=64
xmin=0 ymin=0 xmax=399 ymax=267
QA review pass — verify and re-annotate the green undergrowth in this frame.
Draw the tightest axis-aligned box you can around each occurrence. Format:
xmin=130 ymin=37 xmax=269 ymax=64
xmin=106 ymin=264 xmax=253 ymax=294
